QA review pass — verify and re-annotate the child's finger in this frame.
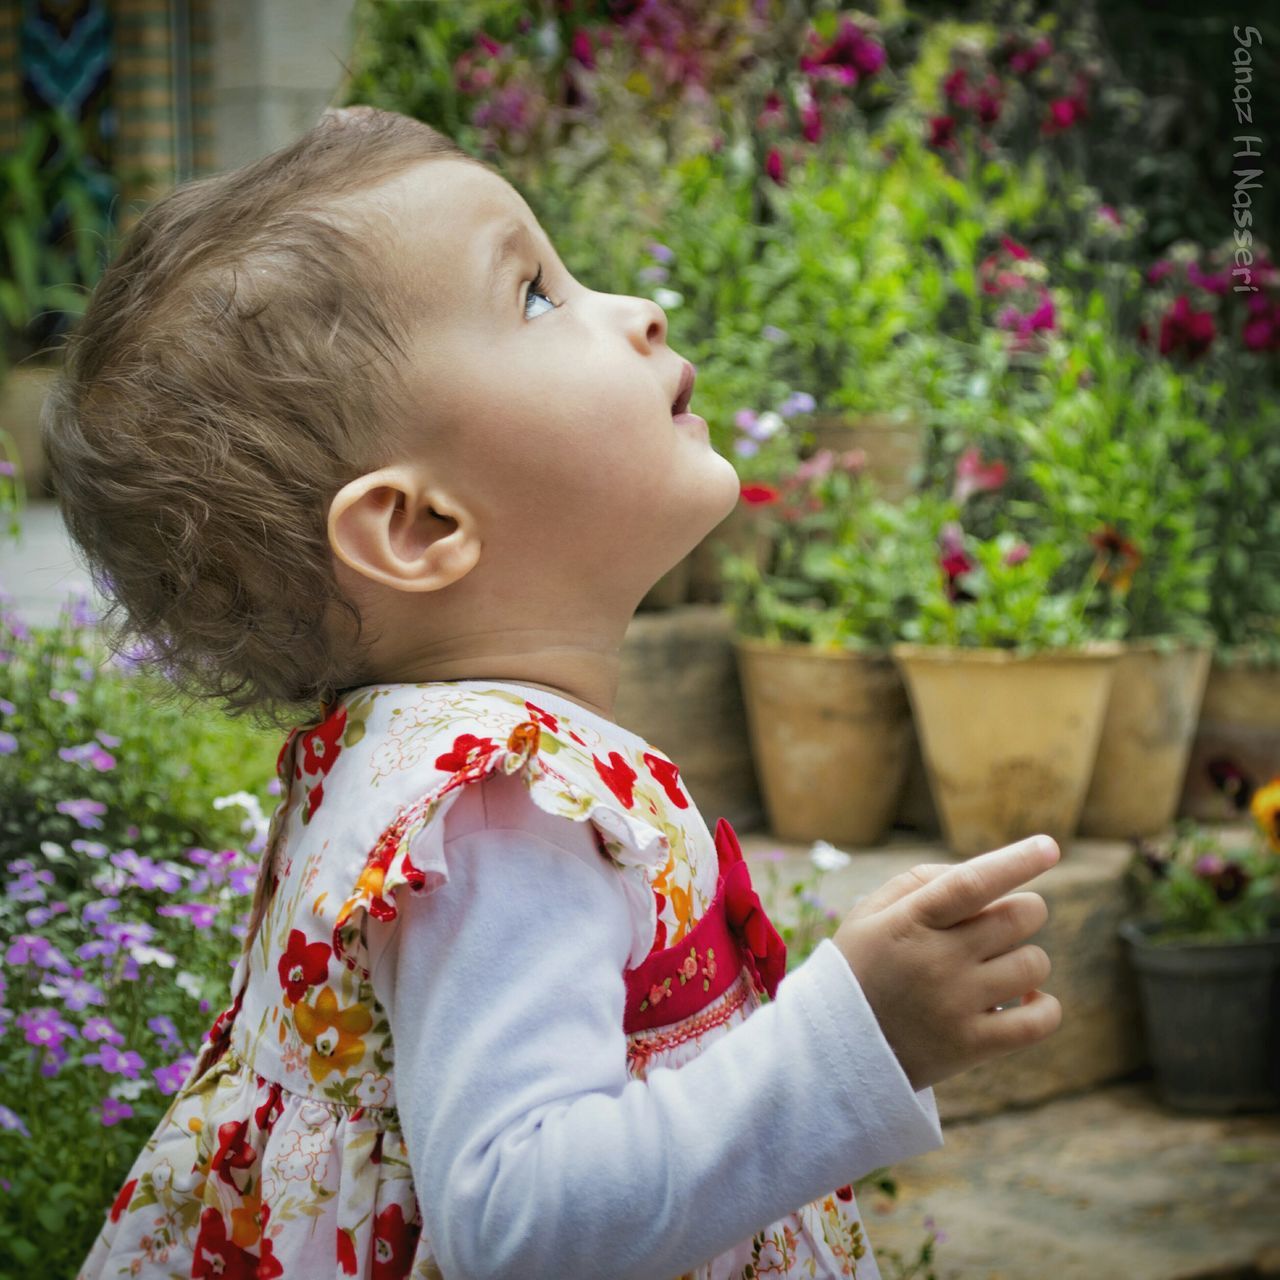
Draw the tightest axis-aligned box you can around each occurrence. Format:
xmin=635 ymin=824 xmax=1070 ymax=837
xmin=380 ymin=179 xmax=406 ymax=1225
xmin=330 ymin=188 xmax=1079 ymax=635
xmin=843 ymin=863 xmax=954 ymax=922
xmin=907 ymin=836 xmax=1059 ymax=931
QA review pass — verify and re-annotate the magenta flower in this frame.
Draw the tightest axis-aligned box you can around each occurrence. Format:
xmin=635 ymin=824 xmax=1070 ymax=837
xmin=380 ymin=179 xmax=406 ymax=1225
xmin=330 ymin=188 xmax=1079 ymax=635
xmin=765 ymin=147 xmax=785 ymax=185
xmin=1006 ymin=35 xmax=1053 ymax=76
xmin=1042 ymin=94 xmax=1087 ymax=134
xmin=82 ymin=1015 xmax=125 ymax=1045
xmin=799 ymin=18 xmax=885 ymax=85
xmin=570 ymin=28 xmax=595 ymax=69
xmin=18 ymin=1007 xmax=79 ymax=1051
xmin=1146 ymin=259 xmax=1175 ymax=285
xmin=928 ymin=115 xmax=957 ymax=150
xmin=83 ymin=1043 xmax=146 ymax=1079
xmin=1004 ymin=541 xmax=1032 ymax=567
xmin=1158 ymin=294 xmax=1216 ymax=360
xmin=1242 ymin=295 xmax=1280 ymax=353
xmin=1187 ymin=261 xmax=1232 ymax=295
xmin=154 ymin=1055 xmax=197 ymax=1096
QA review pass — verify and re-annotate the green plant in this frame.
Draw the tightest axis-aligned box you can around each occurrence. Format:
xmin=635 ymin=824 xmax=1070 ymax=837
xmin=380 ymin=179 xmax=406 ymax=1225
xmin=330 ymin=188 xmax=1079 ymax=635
xmin=1125 ymin=776 xmax=1280 ymax=942
xmin=721 ymin=459 xmax=946 ymax=650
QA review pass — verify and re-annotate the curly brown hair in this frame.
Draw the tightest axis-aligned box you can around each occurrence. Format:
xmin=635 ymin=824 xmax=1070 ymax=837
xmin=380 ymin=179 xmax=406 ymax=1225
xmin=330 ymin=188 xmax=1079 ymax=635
xmin=40 ymin=106 xmax=485 ymax=734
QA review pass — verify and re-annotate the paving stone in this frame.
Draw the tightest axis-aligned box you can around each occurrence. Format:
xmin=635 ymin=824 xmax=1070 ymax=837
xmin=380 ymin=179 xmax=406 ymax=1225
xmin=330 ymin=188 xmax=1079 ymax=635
xmin=860 ymin=1080 xmax=1280 ymax=1280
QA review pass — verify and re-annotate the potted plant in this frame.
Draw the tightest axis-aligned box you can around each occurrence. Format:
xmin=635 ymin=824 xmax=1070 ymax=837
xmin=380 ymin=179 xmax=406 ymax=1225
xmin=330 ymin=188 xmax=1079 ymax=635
xmin=891 ymin=466 xmax=1123 ymax=855
xmin=721 ymin=453 xmax=943 ymax=847
xmin=1005 ymin=335 xmax=1221 ymax=838
xmin=1119 ymin=779 xmax=1280 ymax=1113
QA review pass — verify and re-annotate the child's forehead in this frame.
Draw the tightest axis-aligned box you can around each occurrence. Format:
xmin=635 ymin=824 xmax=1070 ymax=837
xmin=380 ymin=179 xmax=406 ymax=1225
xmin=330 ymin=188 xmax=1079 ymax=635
xmin=382 ymin=159 xmax=545 ymax=300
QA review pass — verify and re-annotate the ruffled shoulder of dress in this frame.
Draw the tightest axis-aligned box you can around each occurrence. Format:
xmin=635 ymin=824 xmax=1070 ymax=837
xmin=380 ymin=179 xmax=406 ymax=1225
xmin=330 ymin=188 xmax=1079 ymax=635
xmin=327 ymin=684 xmax=674 ymax=980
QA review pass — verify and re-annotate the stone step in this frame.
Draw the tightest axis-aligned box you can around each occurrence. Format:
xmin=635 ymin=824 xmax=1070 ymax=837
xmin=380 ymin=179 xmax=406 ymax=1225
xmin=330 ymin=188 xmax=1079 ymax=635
xmin=859 ymin=1077 xmax=1280 ymax=1280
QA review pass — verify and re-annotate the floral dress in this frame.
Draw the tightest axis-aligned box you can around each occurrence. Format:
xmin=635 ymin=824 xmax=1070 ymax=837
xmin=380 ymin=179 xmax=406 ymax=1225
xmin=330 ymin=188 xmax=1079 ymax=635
xmin=77 ymin=681 xmax=877 ymax=1279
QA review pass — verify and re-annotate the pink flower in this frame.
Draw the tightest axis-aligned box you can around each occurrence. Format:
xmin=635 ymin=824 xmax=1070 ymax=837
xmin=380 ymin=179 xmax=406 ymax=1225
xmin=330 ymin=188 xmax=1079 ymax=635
xmin=570 ymin=29 xmax=595 ymax=69
xmin=1242 ymin=295 xmax=1280 ymax=353
xmin=952 ymin=447 xmax=1008 ymax=504
xmin=1146 ymin=259 xmax=1174 ymax=285
xmin=765 ymin=147 xmax=785 ymax=185
xmin=799 ymin=19 xmax=885 ymax=85
xmin=1187 ymin=261 xmax=1231 ymax=295
xmin=801 ymin=101 xmax=823 ymax=144
xmin=943 ymin=67 xmax=971 ymax=109
xmin=1007 ymin=35 xmax=1053 ymax=76
xmin=1004 ymin=540 xmax=1031 ymax=567
xmin=1001 ymin=236 xmax=1031 ymax=261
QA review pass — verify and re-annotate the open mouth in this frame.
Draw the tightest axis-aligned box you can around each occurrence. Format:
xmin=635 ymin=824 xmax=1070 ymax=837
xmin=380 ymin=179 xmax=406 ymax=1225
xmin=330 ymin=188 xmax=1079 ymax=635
xmin=671 ymin=361 xmax=696 ymax=416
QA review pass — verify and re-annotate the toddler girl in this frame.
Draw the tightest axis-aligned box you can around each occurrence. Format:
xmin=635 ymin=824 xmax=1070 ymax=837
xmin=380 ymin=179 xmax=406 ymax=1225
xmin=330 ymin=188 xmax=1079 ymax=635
xmin=46 ymin=105 xmax=1062 ymax=1279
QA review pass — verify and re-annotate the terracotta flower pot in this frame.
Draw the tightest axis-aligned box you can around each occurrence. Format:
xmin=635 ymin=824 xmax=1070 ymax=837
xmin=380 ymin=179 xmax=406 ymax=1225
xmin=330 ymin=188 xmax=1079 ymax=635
xmin=1078 ymin=639 xmax=1214 ymax=839
xmin=891 ymin=643 xmax=1124 ymax=857
xmin=802 ymin=412 xmax=923 ymax=501
xmin=1179 ymin=656 xmax=1280 ymax=821
xmin=733 ymin=636 xmax=913 ymax=846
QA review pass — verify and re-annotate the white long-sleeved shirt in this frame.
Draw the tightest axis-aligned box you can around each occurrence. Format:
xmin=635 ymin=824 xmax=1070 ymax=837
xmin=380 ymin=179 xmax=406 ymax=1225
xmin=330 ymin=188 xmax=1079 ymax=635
xmin=368 ymin=769 xmax=944 ymax=1279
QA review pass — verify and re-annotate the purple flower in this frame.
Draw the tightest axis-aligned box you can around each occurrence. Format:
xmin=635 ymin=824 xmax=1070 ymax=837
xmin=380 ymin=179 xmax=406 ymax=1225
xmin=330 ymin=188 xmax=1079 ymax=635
xmin=82 ymin=1043 xmax=145 ymax=1079
xmin=99 ymin=1097 xmax=133 ymax=1127
xmin=157 ymin=902 xmax=219 ymax=929
xmin=761 ymin=324 xmax=788 ymax=343
xmin=76 ymin=938 xmax=119 ymax=962
xmin=82 ymin=1015 xmax=125 ymax=1045
xmin=646 ymin=241 xmax=674 ymax=264
xmin=0 ymin=697 xmax=14 ymax=715
xmin=71 ymin=839 xmax=110 ymax=858
xmin=1193 ymin=853 xmax=1225 ymax=877
xmin=82 ymin=897 xmax=121 ymax=927
xmin=0 ymin=459 xmax=15 ymax=478
xmin=0 ymin=1105 xmax=29 ymax=1137
xmin=58 ymin=742 xmax=118 ymax=772
xmin=148 ymin=1014 xmax=182 ymax=1052
xmin=6 ymin=868 xmax=54 ymax=902
xmin=43 ymin=974 xmax=107 ymax=1012
xmin=778 ymin=391 xmax=816 ymax=419
xmin=110 ymin=849 xmax=184 ymax=893
xmin=637 ymin=265 xmax=669 ymax=284
xmin=0 ymin=731 xmax=16 ymax=756
xmin=6 ymin=934 xmax=74 ymax=973
xmin=48 ymin=688 xmax=79 ymax=706
xmin=154 ymin=1054 xmax=197 ymax=1096
xmin=56 ymin=798 xmax=107 ymax=830
xmin=733 ymin=438 xmax=760 ymax=458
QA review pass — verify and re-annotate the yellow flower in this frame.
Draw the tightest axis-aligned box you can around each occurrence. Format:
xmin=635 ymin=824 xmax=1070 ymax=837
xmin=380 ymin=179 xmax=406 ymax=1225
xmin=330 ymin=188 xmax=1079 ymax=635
xmin=1250 ymin=777 xmax=1280 ymax=853
xmin=293 ymin=986 xmax=373 ymax=1083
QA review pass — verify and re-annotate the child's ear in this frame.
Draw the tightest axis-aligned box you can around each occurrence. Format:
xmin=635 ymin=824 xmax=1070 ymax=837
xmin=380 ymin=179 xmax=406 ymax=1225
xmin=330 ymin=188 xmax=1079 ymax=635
xmin=327 ymin=467 xmax=481 ymax=593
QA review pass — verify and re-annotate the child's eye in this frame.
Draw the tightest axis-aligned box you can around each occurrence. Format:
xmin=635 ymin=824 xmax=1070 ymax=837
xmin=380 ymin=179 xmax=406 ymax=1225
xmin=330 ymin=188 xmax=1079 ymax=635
xmin=524 ymin=263 xmax=561 ymax=320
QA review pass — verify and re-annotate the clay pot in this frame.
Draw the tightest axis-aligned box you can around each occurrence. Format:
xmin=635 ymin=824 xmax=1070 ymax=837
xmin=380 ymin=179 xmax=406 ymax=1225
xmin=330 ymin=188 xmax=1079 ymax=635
xmin=1179 ymin=655 xmax=1280 ymax=821
xmin=891 ymin=643 xmax=1123 ymax=857
xmin=733 ymin=636 xmax=913 ymax=846
xmin=802 ymin=412 xmax=923 ymax=501
xmin=1079 ymin=639 xmax=1214 ymax=839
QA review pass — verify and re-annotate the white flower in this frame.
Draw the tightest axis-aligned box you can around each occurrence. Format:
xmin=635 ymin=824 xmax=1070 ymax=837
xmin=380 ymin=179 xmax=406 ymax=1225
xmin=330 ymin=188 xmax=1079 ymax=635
xmin=175 ymin=971 xmax=204 ymax=1000
xmin=754 ymin=411 xmax=784 ymax=440
xmin=40 ymin=841 xmax=66 ymax=862
xmin=213 ymin=791 xmax=270 ymax=848
xmin=809 ymin=840 xmax=852 ymax=873
xmin=110 ymin=1078 xmax=148 ymax=1101
xmin=652 ymin=287 xmax=684 ymax=310
xmin=131 ymin=944 xmax=177 ymax=969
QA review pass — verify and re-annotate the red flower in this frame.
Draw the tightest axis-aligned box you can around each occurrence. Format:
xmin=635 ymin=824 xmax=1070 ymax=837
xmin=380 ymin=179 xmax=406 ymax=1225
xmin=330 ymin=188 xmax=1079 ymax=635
xmin=1158 ymin=294 xmax=1216 ymax=360
xmin=594 ymin=750 xmax=638 ymax=809
xmin=739 ymin=483 xmax=780 ymax=506
xmin=301 ymin=704 xmax=347 ymax=777
xmin=1089 ymin=525 xmax=1143 ymax=593
xmin=108 ymin=1177 xmax=137 ymax=1223
xmin=257 ymin=1203 xmax=284 ymax=1279
xmin=799 ymin=19 xmax=885 ymax=85
xmin=835 ymin=1183 xmax=855 ymax=1202
xmin=277 ymin=929 xmax=331 ymax=1005
xmin=210 ymin=1117 xmax=256 ymax=1189
xmin=927 ymin=115 xmax=957 ymax=150
xmin=193 ymin=1207 xmax=259 ymax=1280
xmin=644 ymin=753 xmax=689 ymax=809
xmin=434 ymin=732 xmax=501 ymax=775
xmin=370 ymin=1202 xmax=422 ymax=1280
xmin=942 ymin=67 xmax=971 ymax=109
xmin=801 ymin=101 xmax=823 ymax=144
xmin=765 ymin=147 xmax=785 ymax=185
xmin=976 ymin=82 xmax=1002 ymax=124
xmin=1004 ymin=35 xmax=1053 ymax=76
xmin=938 ymin=523 xmax=976 ymax=603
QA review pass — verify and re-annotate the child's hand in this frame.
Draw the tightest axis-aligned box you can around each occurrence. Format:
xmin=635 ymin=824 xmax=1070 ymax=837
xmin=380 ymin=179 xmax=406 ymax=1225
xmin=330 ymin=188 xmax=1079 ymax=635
xmin=831 ymin=835 xmax=1062 ymax=1092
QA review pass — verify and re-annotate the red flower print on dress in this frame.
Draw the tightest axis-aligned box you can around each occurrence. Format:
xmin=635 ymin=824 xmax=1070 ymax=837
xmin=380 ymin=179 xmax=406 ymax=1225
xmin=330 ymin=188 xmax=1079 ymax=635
xmin=193 ymin=1206 xmax=259 ymax=1280
xmin=835 ymin=1183 xmax=854 ymax=1201
xmin=524 ymin=701 xmax=560 ymax=733
xmin=277 ymin=928 xmax=331 ymax=1005
xmin=644 ymin=753 xmax=689 ymax=809
xmin=371 ymin=1202 xmax=422 ymax=1280
xmin=210 ymin=1117 xmax=257 ymax=1189
xmin=595 ymin=750 xmax=638 ymax=808
xmin=302 ymin=704 xmax=347 ymax=774
xmin=253 ymin=1079 xmax=285 ymax=1134
xmin=108 ymin=1177 xmax=137 ymax=1223
xmin=434 ymin=732 xmax=501 ymax=777
xmin=256 ymin=1202 xmax=284 ymax=1278
xmin=337 ymin=1224 xmax=359 ymax=1275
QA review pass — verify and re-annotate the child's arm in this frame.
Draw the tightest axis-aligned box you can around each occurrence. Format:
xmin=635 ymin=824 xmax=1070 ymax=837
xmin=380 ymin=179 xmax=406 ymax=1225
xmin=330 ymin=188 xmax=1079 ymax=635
xmin=369 ymin=790 xmax=942 ymax=1280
